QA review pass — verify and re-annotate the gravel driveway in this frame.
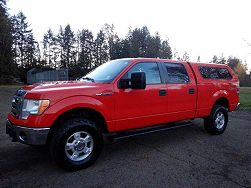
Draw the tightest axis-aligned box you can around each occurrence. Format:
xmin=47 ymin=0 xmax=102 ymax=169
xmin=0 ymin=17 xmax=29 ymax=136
xmin=0 ymin=87 xmax=250 ymax=188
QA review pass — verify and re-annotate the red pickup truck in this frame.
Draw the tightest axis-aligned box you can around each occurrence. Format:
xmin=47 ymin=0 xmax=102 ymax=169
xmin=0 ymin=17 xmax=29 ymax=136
xmin=6 ymin=58 xmax=240 ymax=170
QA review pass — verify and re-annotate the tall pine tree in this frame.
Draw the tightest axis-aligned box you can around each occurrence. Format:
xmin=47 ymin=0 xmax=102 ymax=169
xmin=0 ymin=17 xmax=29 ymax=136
xmin=0 ymin=0 xmax=15 ymax=83
xmin=103 ymin=24 xmax=121 ymax=60
xmin=12 ymin=12 xmax=39 ymax=69
xmin=43 ymin=28 xmax=59 ymax=68
xmin=57 ymin=25 xmax=76 ymax=68
xmin=78 ymin=29 xmax=94 ymax=69
xmin=93 ymin=30 xmax=108 ymax=67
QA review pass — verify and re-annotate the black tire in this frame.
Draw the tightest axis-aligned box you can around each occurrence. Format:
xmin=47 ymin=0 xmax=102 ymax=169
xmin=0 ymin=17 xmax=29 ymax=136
xmin=204 ymin=105 xmax=228 ymax=135
xmin=49 ymin=118 xmax=103 ymax=171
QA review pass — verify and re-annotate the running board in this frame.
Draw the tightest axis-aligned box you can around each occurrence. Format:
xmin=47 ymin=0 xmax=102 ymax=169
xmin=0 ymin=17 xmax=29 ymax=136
xmin=108 ymin=121 xmax=193 ymax=142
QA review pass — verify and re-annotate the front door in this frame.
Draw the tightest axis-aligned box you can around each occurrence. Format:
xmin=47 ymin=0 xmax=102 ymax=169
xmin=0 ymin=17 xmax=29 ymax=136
xmin=114 ymin=62 xmax=167 ymax=131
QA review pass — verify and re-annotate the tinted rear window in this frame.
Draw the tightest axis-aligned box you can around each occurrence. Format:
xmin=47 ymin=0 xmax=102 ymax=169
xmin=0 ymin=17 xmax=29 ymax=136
xmin=165 ymin=63 xmax=190 ymax=83
xmin=199 ymin=66 xmax=232 ymax=79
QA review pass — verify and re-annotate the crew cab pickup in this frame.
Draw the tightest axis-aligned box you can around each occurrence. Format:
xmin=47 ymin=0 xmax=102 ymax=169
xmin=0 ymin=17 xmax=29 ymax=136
xmin=6 ymin=58 xmax=240 ymax=170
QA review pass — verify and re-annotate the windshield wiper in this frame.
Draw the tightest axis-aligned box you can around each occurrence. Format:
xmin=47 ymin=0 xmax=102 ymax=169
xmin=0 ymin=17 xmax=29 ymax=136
xmin=81 ymin=77 xmax=95 ymax=82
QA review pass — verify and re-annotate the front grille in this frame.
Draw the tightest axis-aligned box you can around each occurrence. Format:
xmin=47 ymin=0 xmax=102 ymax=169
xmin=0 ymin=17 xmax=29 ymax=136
xmin=11 ymin=89 xmax=27 ymax=118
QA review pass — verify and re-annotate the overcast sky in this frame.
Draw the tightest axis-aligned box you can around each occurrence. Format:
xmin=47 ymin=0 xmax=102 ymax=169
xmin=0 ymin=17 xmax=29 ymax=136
xmin=8 ymin=0 xmax=251 ymax=70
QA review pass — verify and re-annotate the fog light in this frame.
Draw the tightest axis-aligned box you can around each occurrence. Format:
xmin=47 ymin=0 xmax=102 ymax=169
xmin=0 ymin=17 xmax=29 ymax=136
xmin=19 ymin=132 xmax=27 ymax=142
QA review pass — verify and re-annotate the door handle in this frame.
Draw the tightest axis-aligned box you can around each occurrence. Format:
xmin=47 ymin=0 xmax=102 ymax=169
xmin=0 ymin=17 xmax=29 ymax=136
xmin=159 ymin=89 xmax=167 ymax=96
xmin=188 ymin=88 xmax=195 ymax=94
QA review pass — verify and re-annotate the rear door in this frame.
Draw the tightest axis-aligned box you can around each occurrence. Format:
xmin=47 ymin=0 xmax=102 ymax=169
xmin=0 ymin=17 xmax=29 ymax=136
xmin=114 ymin=62 xmax=168 ymax=131
xmin=163 ymin=62 xmax=197 ymax=122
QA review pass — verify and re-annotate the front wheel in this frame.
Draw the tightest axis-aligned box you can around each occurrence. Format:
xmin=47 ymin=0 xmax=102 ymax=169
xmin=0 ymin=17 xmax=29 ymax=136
xmin=50 ymin=118 xmax=103 ymax=171
xmin=204 ymin=105 xmax=228 ymax=135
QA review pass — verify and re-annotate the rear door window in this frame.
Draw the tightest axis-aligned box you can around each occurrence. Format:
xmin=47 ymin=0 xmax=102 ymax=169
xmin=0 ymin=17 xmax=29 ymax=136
xmin=164 ymin=63 xmax=190 ymax=84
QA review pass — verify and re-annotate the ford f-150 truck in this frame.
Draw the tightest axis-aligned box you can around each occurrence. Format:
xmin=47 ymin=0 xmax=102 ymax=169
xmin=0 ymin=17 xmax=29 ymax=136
xmin=6 ymin=58 xmax=240 ymax=170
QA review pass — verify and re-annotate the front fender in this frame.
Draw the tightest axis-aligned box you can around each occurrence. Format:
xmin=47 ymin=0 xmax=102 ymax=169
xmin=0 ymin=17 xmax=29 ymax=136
xmin=38 ymin=96 xmax=112 ymax=127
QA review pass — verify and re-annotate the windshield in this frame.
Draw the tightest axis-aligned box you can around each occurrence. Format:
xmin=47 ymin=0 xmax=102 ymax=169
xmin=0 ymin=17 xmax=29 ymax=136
xmin=80 ymin=59 xmax=130 ymax=83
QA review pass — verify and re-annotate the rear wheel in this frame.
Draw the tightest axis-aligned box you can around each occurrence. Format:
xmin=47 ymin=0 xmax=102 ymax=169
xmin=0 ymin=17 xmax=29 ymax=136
xmin=204 ymin=105 xmax=228 ymax=135
xmin=50 ymin=118 xmax=103 ymax=171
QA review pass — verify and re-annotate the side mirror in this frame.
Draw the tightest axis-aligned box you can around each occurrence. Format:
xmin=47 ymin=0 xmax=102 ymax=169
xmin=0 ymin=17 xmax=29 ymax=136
xmin=118 ymin=72 xmax=146 ymax=89
xmin=131 ymin=72 xmax=146 ymax=89
xmin=118 ymin=78 xmax=130 ymax=89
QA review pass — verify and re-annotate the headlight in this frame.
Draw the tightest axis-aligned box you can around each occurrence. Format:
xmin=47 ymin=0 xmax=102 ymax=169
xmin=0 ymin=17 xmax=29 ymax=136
xmin=21 ymin=99 xmax=50 ymax=119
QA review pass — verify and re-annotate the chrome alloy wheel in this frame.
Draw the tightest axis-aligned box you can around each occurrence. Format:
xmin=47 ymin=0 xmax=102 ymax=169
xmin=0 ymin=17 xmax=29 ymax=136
xmin=65 ymin=131 xmax=94 ymax=162
xmin=215 ymin=112 xmax=225 ymax=129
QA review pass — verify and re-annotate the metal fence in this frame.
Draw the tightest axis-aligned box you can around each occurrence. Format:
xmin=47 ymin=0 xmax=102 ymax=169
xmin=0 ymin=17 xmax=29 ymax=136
xmin=27 ymin=68 xmax=68 ymax=84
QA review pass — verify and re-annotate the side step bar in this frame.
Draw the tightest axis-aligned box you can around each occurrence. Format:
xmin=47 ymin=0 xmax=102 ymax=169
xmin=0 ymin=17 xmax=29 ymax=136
xmin=108 ymin=121 xmax=193 ymax=142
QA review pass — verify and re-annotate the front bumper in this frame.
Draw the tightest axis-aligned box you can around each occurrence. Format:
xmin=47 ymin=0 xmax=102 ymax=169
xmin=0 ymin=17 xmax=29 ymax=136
xmin=6 ymin=120 xmax=50 ymax=145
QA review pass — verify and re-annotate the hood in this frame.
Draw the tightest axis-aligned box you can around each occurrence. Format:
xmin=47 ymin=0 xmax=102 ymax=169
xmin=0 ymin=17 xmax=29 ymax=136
xmin=23 ymin=81 xmax=96 ymax=91
xmin=21 ymin=80 xmax=113 ymax=103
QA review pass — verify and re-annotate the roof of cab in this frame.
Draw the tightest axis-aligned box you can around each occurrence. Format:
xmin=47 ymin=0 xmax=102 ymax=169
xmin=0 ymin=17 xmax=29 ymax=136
xmin=117 ymin=57 xmax=183 ymax=63
xmin=115 ymin=58 xmax=229 ymax=68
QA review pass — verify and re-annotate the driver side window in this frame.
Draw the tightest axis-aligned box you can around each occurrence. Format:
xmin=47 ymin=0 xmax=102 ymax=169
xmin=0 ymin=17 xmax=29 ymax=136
xmin=123 ymin=62 xmax=161 ymax=84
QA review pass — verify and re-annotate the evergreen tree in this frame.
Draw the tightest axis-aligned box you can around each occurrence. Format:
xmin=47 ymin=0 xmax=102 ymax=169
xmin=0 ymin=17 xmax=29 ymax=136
xmin=0 ymin=0 xmax=15 ymax=83
xmin=103 ymin=24 xmax=121 ymax=60
xmin=118 ymin=38 xmax=131 ymax=58
xmin=57 ymin=26 xmax=64 ymax=67
xmin=123 ymin=26 xmax=172 ymax=59
xmin=93 ymin=30 xmax=108 ymax=67
xmin=12 ymin=12 xmax=39 ymax=69
xmin=43 ymin=28 xmax=58 ymax=68
xmin=78 ymin=29 xmax=94 ymax=69
xmin=159 ymin=40 xmax=172 ymax=59
xmin=147 ymin=33 xmax=161 ymax=58
xmin=128 ymin=26 xmax=150 ymax=57
xmin=57 ymin=25 xmax=76 ymax=68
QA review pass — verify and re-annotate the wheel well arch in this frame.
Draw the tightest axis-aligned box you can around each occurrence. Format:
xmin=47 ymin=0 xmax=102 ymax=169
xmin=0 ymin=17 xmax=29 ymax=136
xmin=213 ymin=97 xmax=229 ymax=111
xmin=47 ymin=107 xmax=108 ymax=144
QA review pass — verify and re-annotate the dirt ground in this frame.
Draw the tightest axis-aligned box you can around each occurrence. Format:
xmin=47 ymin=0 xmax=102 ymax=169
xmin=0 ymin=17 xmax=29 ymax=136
xmin=0 ymin=86 xmax=251 ymax=188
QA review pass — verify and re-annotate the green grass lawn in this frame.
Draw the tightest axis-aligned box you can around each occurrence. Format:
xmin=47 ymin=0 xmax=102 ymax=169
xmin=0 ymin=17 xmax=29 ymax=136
xmin=240 ymin=87 xmax=251 ymax=111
